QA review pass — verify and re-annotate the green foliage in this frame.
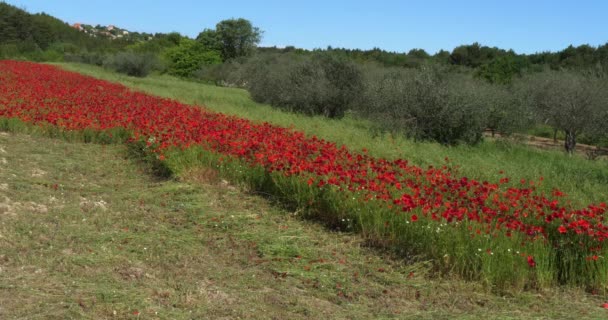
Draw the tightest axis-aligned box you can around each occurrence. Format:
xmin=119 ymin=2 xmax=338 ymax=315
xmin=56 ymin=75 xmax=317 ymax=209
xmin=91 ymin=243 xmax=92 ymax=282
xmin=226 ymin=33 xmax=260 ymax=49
xmin=163 ymin=39 xmax=221 ymax=77
xmin=195 ymin=28 xmax=221 ymax=51
xmin=476 ymin=54 xmax=529 ymax=84
xmin=0 ymin=2 xmax=132 ymax=58
xmin=449 ymin=42 xmax=508 ymax=68
xmin=103 ymin=52 xmax=161 ymax=77
xmin=522 ymin=70 xmax=608 ymax=153
xmin=128 ymin=32 xmax=182 ymax=54
xmin=64 ymin=52 xmax=107 ymax=66
xmin=247 ymin=52 xmax=363 ymax=118
xmin=0 ymin=43 xmax=20 ymax=58
xmin=199 ymin=18 xmax=262 ymax=61
xmin=193 ymin=57 xmax=249 ymax=87
xmin=483 ymin=84 xmax=533 ymax=136
xmin=358 ymin=65 xmax=489 ymax=145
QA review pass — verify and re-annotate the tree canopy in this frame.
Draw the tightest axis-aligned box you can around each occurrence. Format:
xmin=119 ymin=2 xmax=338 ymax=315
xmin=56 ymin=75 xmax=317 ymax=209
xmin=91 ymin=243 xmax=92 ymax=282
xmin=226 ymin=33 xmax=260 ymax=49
xmin=197 ymin=18 xmax=262 ymax=61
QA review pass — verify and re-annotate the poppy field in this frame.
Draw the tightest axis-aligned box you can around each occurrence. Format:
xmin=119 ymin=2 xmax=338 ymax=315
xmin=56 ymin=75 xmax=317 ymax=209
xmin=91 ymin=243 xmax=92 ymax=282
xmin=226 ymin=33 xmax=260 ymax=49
xmin=1 ymin=60 xmax=607 ymax=290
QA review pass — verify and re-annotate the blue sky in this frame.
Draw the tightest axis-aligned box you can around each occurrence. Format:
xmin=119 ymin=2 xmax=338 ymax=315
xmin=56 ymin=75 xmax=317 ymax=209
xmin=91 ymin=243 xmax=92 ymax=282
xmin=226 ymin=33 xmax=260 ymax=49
xmin=5 ymin=0 xmax=608 ymax=54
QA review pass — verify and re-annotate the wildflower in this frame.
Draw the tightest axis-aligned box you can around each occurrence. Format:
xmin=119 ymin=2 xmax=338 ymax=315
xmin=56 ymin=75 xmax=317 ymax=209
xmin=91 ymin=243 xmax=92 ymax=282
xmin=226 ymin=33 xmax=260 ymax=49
xmin=527 ymin=255 xmax=536 ymax=268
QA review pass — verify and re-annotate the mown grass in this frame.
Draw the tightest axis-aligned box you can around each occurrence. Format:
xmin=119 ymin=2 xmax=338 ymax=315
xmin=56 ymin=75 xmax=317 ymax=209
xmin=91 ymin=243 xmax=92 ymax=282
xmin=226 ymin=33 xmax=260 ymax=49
xmin=1 ymin=130 xmax=608 ymax=319
xmin=54 ymin=63 xmax=608 ymax=207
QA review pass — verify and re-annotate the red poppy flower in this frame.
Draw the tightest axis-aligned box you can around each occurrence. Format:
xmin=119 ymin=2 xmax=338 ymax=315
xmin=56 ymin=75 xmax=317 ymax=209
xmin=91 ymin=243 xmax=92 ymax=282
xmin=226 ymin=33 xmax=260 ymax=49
xmin=527 ymin=255 xmax=536 ymax=268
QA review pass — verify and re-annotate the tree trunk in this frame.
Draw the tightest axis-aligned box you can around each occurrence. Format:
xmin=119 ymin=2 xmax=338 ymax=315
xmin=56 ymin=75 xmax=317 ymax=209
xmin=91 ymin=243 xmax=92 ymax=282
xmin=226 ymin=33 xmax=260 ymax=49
xmin=553 ymin=129 xmax=558 ymax=143
xmin=564 ymin=130 xmax=576 ymax=154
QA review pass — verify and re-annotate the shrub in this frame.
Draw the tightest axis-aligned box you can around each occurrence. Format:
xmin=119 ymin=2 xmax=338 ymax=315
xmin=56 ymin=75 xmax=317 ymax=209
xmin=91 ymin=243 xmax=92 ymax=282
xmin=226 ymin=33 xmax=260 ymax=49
xmin=358 ymin=65 xmax=489 ymax=145
xmin=193 ymin=57 xmax=249 ymax=87
xmin=246 ymin=52 xmax=363 ymax=118
xmin=482 ymin=84 xmax=533 ymax=137
xmin=163 ymin=39 xmax=221 ymax=77
xmin=103 ymin=51 xmax=161 ymax=77
xmin=64 ymin=52 xmax=108 ymax=66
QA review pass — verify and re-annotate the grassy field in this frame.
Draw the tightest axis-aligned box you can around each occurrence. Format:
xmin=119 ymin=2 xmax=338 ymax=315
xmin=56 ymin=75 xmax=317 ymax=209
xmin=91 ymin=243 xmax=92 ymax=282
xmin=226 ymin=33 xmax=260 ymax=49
xmin=1 ymin=130 xmax=607 ymax=319
xmin=54 ymin=63 xmax=608 ymax=207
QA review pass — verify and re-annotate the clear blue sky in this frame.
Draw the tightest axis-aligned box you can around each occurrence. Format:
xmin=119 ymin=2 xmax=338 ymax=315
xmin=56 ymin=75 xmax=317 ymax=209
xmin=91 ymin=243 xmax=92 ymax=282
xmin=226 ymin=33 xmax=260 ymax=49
xmin=5 ymin=0 xmax=608 ymax=54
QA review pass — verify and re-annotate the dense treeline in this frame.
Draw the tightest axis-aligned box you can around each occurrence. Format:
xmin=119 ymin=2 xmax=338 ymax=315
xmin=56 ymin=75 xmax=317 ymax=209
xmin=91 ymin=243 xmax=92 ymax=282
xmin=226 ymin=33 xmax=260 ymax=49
xmin=2 ymin=2 xmax=607 ymax=153
xmin=258 ymin=42 xmax=608 ymax=84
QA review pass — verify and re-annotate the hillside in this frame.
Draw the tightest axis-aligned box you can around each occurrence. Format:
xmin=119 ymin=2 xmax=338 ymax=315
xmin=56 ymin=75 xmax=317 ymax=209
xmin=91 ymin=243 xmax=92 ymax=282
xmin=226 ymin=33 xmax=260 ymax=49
xmin=0 ymin=2 xmax=133 ymax=56
xmin=1 ymin=121 xmax=606 ymax=319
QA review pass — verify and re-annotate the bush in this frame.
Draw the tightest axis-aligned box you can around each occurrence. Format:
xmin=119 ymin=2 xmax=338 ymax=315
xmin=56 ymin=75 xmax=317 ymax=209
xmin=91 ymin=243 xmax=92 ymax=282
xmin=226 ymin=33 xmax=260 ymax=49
xmin=193 ymin=57 xmax=250 ymax=87
xmin=103 ymin=52 xmax=161 ymax=77
xmin=64 ymin=52 xmax=108 ymax=66
xmin=163 ymin=39 xmax=221 ymax=77
xmin=0 ymin=44 xmax=20 ymax=59
xmin=358 ymin=65 xmax=490 ymax=145
xmin=246 ymin=52 xmax=363 ymax=118
xmin=482 ymin=84 xmax=533 ymax=137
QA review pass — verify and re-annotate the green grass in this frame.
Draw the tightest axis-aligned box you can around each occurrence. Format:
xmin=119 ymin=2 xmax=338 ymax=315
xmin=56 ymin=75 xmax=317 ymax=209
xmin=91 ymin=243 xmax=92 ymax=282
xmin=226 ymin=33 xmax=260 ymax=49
xmin=1 ymin=117 xmax=594 ymax=290
xmin=2 ymin=131 xmax=608 ymax=319
xmin=53 ymin=63 xmax=608 ymax=207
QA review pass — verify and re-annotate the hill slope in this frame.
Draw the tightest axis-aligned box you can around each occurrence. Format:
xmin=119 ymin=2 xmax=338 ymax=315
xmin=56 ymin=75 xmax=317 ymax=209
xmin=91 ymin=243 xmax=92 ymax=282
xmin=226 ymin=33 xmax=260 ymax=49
xmin=0 ymin=131 xmax=606 ymax=319
xmin=0 ymin=2 xmax=132 ymax=55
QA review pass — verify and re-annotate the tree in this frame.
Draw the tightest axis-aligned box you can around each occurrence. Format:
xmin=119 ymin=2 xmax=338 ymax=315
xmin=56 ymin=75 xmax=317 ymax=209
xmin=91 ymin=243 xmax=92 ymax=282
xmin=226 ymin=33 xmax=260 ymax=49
xmin=476 ymin=54 xmax=529 ymax=84
xmin=525 ymin=70 xmax=607 ymax=154
xmin=358 ymin=65 xmax=489 ymax=145
xmin=449 ymin=43 xmax=507 ymax=68
xmin=482 ymin=84 xmax=532 ymax=136
xmin=214 ymin=18 xmax=262 ymax=60
xmin=246 ymin=52 xmax=362 ymax=118
xmin=196 ymin=28 xmax=221 ymax=51
xmin=163 ymin=39 xmax=221 ymax=77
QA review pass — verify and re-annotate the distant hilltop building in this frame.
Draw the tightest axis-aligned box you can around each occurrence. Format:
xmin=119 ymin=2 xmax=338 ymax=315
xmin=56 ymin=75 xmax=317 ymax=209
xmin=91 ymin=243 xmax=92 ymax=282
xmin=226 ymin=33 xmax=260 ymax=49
xmin=69 ymin=22 xmax=152 ymax=41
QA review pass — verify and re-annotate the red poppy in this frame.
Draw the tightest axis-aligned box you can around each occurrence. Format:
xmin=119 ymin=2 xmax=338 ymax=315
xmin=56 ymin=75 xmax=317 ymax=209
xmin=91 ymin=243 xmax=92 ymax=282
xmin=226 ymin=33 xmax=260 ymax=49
xmin=527 ymin=255 xmax=536 ymax=268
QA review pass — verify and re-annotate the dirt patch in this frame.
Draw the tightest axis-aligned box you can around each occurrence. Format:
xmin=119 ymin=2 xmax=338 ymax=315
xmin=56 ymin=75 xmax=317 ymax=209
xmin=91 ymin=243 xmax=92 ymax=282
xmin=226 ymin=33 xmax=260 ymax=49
xmin=0 ymin=197 xmax=48 ymax=215
xmin=181 ymin=167 xmax=220 ymax=185
xmin=30 ymin=168 xmax=46 ymax=177
xmin=0 ymin=196 xmax=15 ymax=216
xmin=79 ymin=197 xmax=108 ymax=212
xmin=24 ymin=202 xmax=48 ymax=214
xmin=198 ymin=278 xmax=235 ymax=305
xmin=115 ymin=266 xmax=146 ymax=281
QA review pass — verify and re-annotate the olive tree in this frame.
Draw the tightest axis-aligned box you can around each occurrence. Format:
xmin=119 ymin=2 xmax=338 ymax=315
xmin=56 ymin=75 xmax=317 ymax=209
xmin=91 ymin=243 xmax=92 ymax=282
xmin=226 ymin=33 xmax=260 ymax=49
xmin=525 ymin=70 xmax=607 ymax=154
xmin=246 ymin=52 xmax=363 ymax=118
xmin=358 ymin=65 xmax=490 ymax=145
